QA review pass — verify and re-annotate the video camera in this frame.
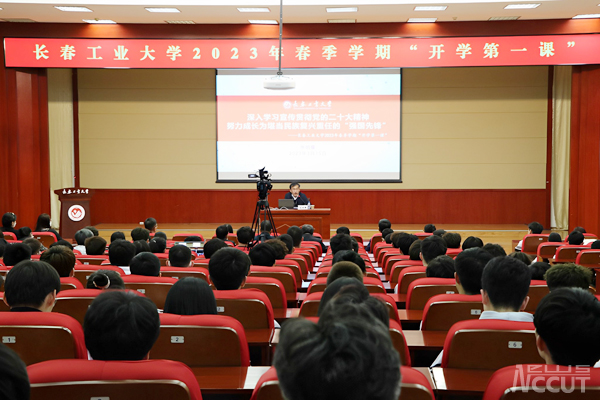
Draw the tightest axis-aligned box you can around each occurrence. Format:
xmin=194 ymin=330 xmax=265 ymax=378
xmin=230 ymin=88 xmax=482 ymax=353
xmin=248 ymin=167 xmax=272 ymax=200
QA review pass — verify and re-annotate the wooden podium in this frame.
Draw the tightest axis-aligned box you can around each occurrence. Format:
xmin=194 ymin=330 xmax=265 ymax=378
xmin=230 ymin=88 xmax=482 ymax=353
xmin=270 ymin=208 xmax=331 ymax=239
xmin=54 ymin=188 xmax=95 ymax=239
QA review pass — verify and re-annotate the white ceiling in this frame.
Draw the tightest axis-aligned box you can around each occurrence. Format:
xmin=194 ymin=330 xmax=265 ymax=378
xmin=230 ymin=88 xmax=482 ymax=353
xmin=0 ymin=0 xmax=599 ymax=24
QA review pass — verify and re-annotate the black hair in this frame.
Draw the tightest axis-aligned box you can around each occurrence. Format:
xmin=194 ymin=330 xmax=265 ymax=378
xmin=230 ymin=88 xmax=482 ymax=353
xmin=183 ymin=235 xmax=202 ymax=242
xmin=154 ymin=231 xmax=168 ymax=240
xmin=22 ymin=237 xmax=42 ymax=255
xmin=278 ymin=234 xmax=294 ymax=254
xmin=318 ymin=276 xmax=364 ymax=316
xmin=381 ymin=228 xmax=393 ymax=240
xmin=85 ymin=236 xmax=107 ymax=255
xmin=110 ymin=231 xmax=126 ymax=242
xmin=168 ymin=244 xmax=193 ymax=267
xmin=408 ymin=240 xmax=422 ymax=261
xmin=433 ymin=229 xmax=446 ymax=237
xmin=420 ymin=235 xmax=447 ymax=264
xmin=50 ymin=239 xmax=73 ymax=249
xmin=2 ymin=243 xmax=32 ymax=266
xmin=528 ymin=221 xmax=544 ymax=234
xmin=462 ymin=236 xmax=484 ymax=250
xmin=572 ymin=226 xmax=587 ymax=233
xmin=208 ymin=247 xmax=251 ymax=290
xmin=133 ymin=239 xmax=151 ymax=255
xmin=34 ymin=213 xmax=51 ymax=231
xmin=534 ymin=288 xmax=600 ymax=366
xmin=130 ymin=252 xmax=161 ymax=277
xmin=144 ymin=217 xmax=157 ymax=231
xmin=548 ymin=232 xmax=562 ymax=242
xmin=350 ymin=237 xmax=359 ymax=253
xmin=482 ymin=256 xmax=531 ymax=311
xmin=108 ymin=239 xmax=136 ymax=266
xmin=423 ymin=224 xmax=436 ymax=233
xmin=545 ymin=263 xmax=592 ymax=291
xmin=568 ymin=230 xmax=584 ymax=245
xmin=508 ymin=251 xmax=533 ymax=266
xmin=287 ymin=226 xmax=303 ymax=247
xmin=592 ymin=240 xmax=600 ymax=250
xmin=289 ymin=182 xmax=300 ymax=189
xmin=131 ymin=227 xmax=150 ymax=242
xmin=336 ymin=226 xmax=350 ymax=235
xmin=378 ymin=219 xmax=392 ymax=232
xmin=332 ymin=249 xmax=366 ymax=273
xmin=301 ymin=224 xmax=314 ymax=235
xmin=86 ymin=270 xmax=125 ymax=290
xmin=482 ymin=243 xmax=507 ymax=258
xmin=236 ymin=226 xmax=254 ymax=245
xmin=529 ymin=261 xmax=551 ymax=280
xmin=330 ymin=233 xmax=354 ymax=255
xmin=149 ymin=237 xmax=167 ymax=253
xmin=19 ymin=227 xmax=32 ymax=239
xmin=1 ymin=212 xmax=16 ymax=229
xmin=40 ymin=245 xmax=76 ymax=277
xmin=426 ymin=255 xmax=455 ymax=279
xmin=84 ymin=226 xmax=99 ymax=236
xmin=203 ymin=239 xmax=228 ymax=259
xmin=249 ymin=242 xmax=277 ymax=266
xmin=84 ymin=291 xmax=160 ymax=361
xmin=265 ymin=239 xmax=288 ymax=260
xmin=74 ymin=228 xmax=93 ymax=245
xmin=260 ymin=220 xmax=272 ymax=233
xmin=216 ymin=224 xmax=229 ymax=240
xmin=325 ymin=285 xmax=389 ymax=328
xmin=326 ymin=262 xmax=364 ymax=285
xmin=442 ymin=232 xmax=461 ymax=249
xmin=0 ymin=343 xmax=30 ymax=400
xmin=454 ymin=248 xmax=493 ymax=295
xmin=394 ymin=233 xmax=418 ymax=255
xmin=384 ymin=232 xmax=394 ymax=244
xmin=4 ymin=260 xmax=61 ymax=309
xmin=164 ymin=277 xmax=217 ymax=315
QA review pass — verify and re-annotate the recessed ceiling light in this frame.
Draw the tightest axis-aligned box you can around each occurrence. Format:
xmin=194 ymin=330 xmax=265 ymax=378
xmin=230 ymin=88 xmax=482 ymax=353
xmin=573 ymin=14 xmax=600 ymax=19
xmin=248 ymin=20 xmax=278 ymax=24
xmin=55 ymin=6 xmax=92 ymax=12
xmin=328 ymin=19 xmax=357 ymax=23
xmin=83 ymin=19 xmax=116 ymax=24
xmin=237 ymin=8 xmax=270 ymax=13
xmin=504 ymin=4 xmax=540 ymax=9
xmin=489 ymin=16 xmax=520 ymax=20
xmin=414 ymin=6 xmax=447 ymax=11
xmin=165 ymin=20 xmax=195 ymax=24
xmin=326 ymin=7 xmax=358 ymax=13
xmin=145 ymin=7 xmax=180 ymax=13
xmin=407 ymin=18 xmax=438 ymax=23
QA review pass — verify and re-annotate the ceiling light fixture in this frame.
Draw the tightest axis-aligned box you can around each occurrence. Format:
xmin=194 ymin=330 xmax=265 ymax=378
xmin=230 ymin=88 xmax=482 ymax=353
xmin=489 ymin=16 xmax=520 ymax=20
xmin=145 ymin=7 xmax=180 ymax=13
xmin=238 ymin=8 xmax=270 ymax=12
xmin=55 ymin=6 xmax=92 ymax=12
xmin=326 ymin=7 xmax=358 ymax=13
xmin=165 ymin=20 xmax=195 ymax=24
xmin=573 ymin=14 xmax=600 ymax=19
xmin=83 ymin=19 xmax=116 ymax=24
xmin=504 ymin=4 xmax=540 ymax=9
xmin=328 ymin=19 xmax=356 ymax=23
xmin=414 ymin=6 xmax=448 ymax=11
xmin=407 ymin=18 xmax=438 ymax=23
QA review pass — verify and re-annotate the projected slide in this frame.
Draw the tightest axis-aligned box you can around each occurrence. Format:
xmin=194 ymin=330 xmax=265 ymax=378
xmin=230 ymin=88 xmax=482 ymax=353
xmin=216 ymin=68 xmax=401 ymax=182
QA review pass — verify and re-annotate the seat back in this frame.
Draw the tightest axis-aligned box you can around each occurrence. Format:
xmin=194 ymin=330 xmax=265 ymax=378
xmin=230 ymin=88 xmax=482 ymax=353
xmin=122 ymin=275 xmax=177 ymax=309
xmin=523 ymin=281 xmax=549 ymax=312
xmin=536 ymin=242 xmax=562 ymax=261
xmin=397 ymin=267 xmax=427 ymax=294
xmin=2 ymin=232 xmax=17 ymax=240
xmin=160 ymin=266 xmax=209 ymax=283
xmin=373 ymin=242 xmax=393 ymax=260
xmin=154 ymin=313 xmax=250 ymax=367
xmin=363 ymin=276 xmax=387 ymax=294
xmin=172 ymin=233 xmax=204 ymax=241
xmin=32 ymin=231 xmax=57 ymax=247
xmin=369 ymin=233 xmax=383 ymax=253
xmin=53 ymin=288 xmax=103 ymax=325
xmin=521 ymin=234 xmax=549 ymax=255
xmin=28 ymin=359 xmax=202 ymax=400
xmin=249 ymin=266 xmax=297 ymax=295
xmin=274 ymin=259 xmax=304 ymax=282
xmin=0 ymin=312 xmax=87 ymax=365
xmin=60 ymin=276 xmax=84 ymax=290
xmin=284 ymin=255 xmax=308 ymax=276
xmin=442 ymin=320 xmax=544 ymax=369
xmin=406 ymin=278 xmax=457 ymax=310
xmin=555 ymin=245 xmax=591 ymax=263
xmin=390 ymin=261 xmax=424 ymax=287
xmin=76 ymin=255 xmax=109 ymax=265
xmin=214 ymin=289 xmax=275 ymax=331
xmin=382 ymin=253 xmax=410 ymax=276
xmin=298 ymin=292 xmax=324 ymax=317
xmin=576 ymin=249 xmax=600 ymax=269
xmin=244 ymin=276 xmax=287 ymax=312
xmin=421 ymin=294 xmax=483 ymax=331
xmin=306 ymin=277 xmax=328 ymax=295
xmin=389 ymin=320 xmax=411 ymax=366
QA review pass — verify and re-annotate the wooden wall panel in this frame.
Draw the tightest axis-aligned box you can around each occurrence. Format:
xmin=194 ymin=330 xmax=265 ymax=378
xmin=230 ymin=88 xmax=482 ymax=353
xmin=90 ymin=189 xmax=546 ymax=226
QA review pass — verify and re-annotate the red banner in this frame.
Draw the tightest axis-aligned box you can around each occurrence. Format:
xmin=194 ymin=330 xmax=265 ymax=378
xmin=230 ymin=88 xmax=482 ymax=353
xmin=3 ymin=35 xmax=596 ymax=68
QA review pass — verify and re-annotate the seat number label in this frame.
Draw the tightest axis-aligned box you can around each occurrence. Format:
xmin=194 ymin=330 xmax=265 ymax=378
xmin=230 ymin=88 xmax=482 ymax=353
xmin=2 ymin=336 xmax=16 ymax=344
xmin=508 ymin=341 xmax=523 ymax=349
xmin=171 ymin=336 xmax=184 ymax=343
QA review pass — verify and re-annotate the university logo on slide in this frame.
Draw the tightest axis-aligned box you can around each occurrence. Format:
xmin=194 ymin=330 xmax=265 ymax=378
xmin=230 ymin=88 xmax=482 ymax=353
xmin=68 ymin=205 xmax=86 ymax=222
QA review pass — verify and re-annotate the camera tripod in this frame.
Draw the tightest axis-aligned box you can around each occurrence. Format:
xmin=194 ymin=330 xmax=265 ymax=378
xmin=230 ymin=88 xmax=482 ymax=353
xmin=249 ymin=197 xmax=278 ymax=249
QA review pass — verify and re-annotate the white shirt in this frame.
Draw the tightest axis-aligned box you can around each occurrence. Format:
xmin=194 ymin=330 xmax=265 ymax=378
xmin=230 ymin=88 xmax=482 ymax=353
xmin=73 ymin=245 xmax=86 ymax=255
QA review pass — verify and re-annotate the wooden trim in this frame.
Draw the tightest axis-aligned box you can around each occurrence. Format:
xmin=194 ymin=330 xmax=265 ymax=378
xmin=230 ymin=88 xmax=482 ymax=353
xmin=545 ymin=66 xmax=554 ymax=228
xmin=72 ymin=69 xmax=80 ymax=188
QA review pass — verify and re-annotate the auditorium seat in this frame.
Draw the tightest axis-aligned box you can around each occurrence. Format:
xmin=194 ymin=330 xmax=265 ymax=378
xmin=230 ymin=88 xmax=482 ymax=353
xmin=28 ymin=359 xmax=202 ymax=400
xmin=32 ymin=231 xmax=57 ymax=248
xmin=0 ymin=312 xmax=87 ymax=365
xmin=60 ymin=276 xmax=84 ymax=290
xmin=373 ymin=242 xmax=393 ymax=260
xmin=274 ymin=259 xmax=304 ymax=282
xmin=2 ymin=232 xmax=17 ymax=241
xmin=482 ymin=364 xmax=600 ymax=400
xmin=389 ymin=261 xmax=424 ymax=285
xmin=421 ymin=294 xmax=483 ymax=331
xmin=536 ymin=242 xmax=562 ymax=262
xmin=523 ymin=280 xmax=549 ymax=313
xmin=213 ymin=288 xmax=275 ymax=331
xmin=249 ymin=266 xmax=297 ymax=299
xmin=350 ymin=232 xmax=364 ymax=242
xmin=521 ymin=234 xmax=550 ymax=256
xmin=369 ymin=233 xmax=383 ymax=253
xmin=441 ymin=320 xmax=544 ymax=369
xmin=122 ymin=275 xmax=178 ymax=309
xmin=307 ymin=277 xmax=385 ymax=295
xmin=160 ymin=266 xmax=209 ymax=282
xmin=389 ymin=319 xmax=411 ymax=366
xmin=406 ymin=278 xmax=457 ymax=310
xmin=415 ymin=232 xmax=433 ymax=240
xmin=446 ymin=248 xmax=462 ymax=258
xmin=172 ymin=233 xmax=204 ymax=241
xmin=292 ymin=248 xmax=315 ymax=269
xmin=299 ymin=292 xmax=400 ymax=324
xmin=377 ymin=247 xmax=400 ymax=266
xmin=244 ymin=276 xmax=287 ymax=315
xmin=75 ymin=254 xmax=109 ymax=265
xmin=396 ymin=267 xmax=428 ymax=294
xmin=72 ymin=264 xmax=124 ymax=287
xmin=382 ymin=253 xmax=410 ymax=276
xmin=153 ymin=313 xmax=250 ymax=367
xmin=53 ymin=288 xmax=104 ymax=325
xmin=554 ymin=245 xmax=591 ymax=263
xmin=575 ymin=249 xmax=600 ymax=269
xmin=284 ymin=254 xmax=308 ymax=276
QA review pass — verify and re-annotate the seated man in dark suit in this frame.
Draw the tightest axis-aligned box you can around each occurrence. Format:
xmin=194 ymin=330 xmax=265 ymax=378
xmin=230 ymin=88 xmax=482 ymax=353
xmin=254 ymin=220 xmax=275 ymax=242
xmin=301 ymin=224 xmax=327 ymax=253
xmin=284 ymin=182 xmax=309 ymax=206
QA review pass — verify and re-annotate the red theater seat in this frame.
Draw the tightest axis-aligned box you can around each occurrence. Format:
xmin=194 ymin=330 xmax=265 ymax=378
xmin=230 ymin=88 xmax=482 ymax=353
xmin=160 ymin=266 xmax=209 ymax=282
xmin=172 ymin=233 xmax=204 ymax=241
xmin=122 ymin=275 xmax=178 ymax=309
xmin=406 ymin=278 xmax=457 ymax=310
xmin=60 ymin=276 xmax=84 ymax=290
xmin=421 ymin=294 xmax=483 ymax=331
xmin=213 ymin=288 xmax=275 ymax=331
xmin=32 ymin=231 xmax=57 ymax=247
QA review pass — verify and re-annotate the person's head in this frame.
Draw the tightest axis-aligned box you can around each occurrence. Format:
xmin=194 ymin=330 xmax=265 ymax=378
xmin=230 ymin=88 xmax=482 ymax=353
xmin=18 ymin=227 xmax=32 ymax=240
xmin=260 ymin=220 xmax=272 ymax=233
xmin=84 ymin=236 xmax=107 ymax=256
xmin=108 ymin=239 xmax=136 ymax=266
xmin=2 ymin=243 xmax=32 ymax=266
xmin=86 ymin=270 xmax=125 ymax=290
xmin=529 ymin=261 xmax=551 ymax=280
xmin=75 ymin=228 xmax=93 ymax=245
xmin=50 ymin=239 xmax=73 ymax=249
xmin=215 ymin=224 xmax=229 ymax=240
xmin=378 ymin=219 xmax=392 ymax=232
xmin=548 ymin=232 xmax=562 ymax=242
xmin=330 ymin=233 xmax=353 ymax=255
xmin=289 ymin=182 xmax=301 ymax=197
xmin=278 ymin=234 xmax=294 ymax=254
xmin=454 ymin=247 xmax=493 ymax=295
xmin=1 ymin=212 xmax=16 ymax=229
xmin=327 ymin=261 xmax=364 ymax=285
xmin=110 ymin=231 xmax=126 ymax=242
xmin=433 ymin=229 xmax=446 ymax=237
xmin=545 ymin=263 xmax=593 ymax=291
xmin=426 ymin=255 xmax=455 ymax=279
xmin=84 ymin=226 xmax=99 ymax=236
xmin=129 ymin=252 xmax=161 ymax=277
xmin=249 ymin=243 xmax=277 ymax=266
xmin=40 ymin=245 xmax=76 ymax=277
xmin=408 ymin=240 xmax=422 ymax=261
xmin=381 ymin=227 xmax=393 ymax=240
xmin=318 ymin=277 xmax=365 ymax=316
xmin=482 ymin=243 xmax=507 ymax=258
xmin=301 ymin=224 xmax=314 ymax=235
xmin=332 ymin=249 xmax=366 ymax=274
xmin=572 ymin=226 xmax=587 ymax=234
xmin=462 ymin=236 xmax=484 ymax=250
xmin=183 ymin=236 xmax=202 ymax=242
xmin=420 ymin=235 xmax=447 ymax=265
xmin=144 ymin=217 xmax=157 ymax=232
xmin=442 ymin=232 xmax=461 ymax=249
xmin=275 ymin=302 xmax=401 ymax=400
xmin=592 ymin=240 xmax=600 ymax=250
xmin=481 ymin=256 xmax=531 ymax=312
xmin=154 ymin=231 xmax=168 ymax=241
xmin=0 ymin=343 xmax=30 ymax=400
xmin=264 ymin=239 xmax=288 ymax=260
xmin=133 ymin=239 xmax=151 ymax=255
xmin=168 ymin=244 xmax=193 ymax=267
xmin=34 ymin=213 xmax=52 ymax=230
xmin=423 ymin=224 xmax=436 ymax=233
xmin=287 ymin=226 xmax=303 ymax=248
xmin=236 ymin=226 xmax=254 ymax=245
xmin=224 ymin=224 xmax=234 ymax=234
xmin=384 ymin=231 xmax=394 ymax=244
xmin=325 ymin=285 xmax=390 ymax=328
xmin=22 ymin=237 xmax=42 ymax=255
xmin=528 ymin=221 xmax=544 ymax=234
xmin=149 ymin=237 xmax=167 ymax=253
xmin=394 ymin=233 xmax=418 ymax=255
xmin=131 ymin=227 xmax=150 ymax=242
xmin=4 ymin=260 xmax=60 ymax=311
xmin=164 ymin=277 xmax=217 ymax=315
xmin=84 ymin=291 xmax=160 ymax=360
xmin=208 ymin=247 xmax=251 ymax=290
xmin=336 ymin=226 xmax=351 ymax=235
xmin=534 ymin=288 xmax=600 ymax=366
xmin=508 ymin=251 xmax=532 ymax=265
xmin=568 ymin=230 xmax=584 ymax=245
xmin=203 ymin=239 xmax=228 ymax=259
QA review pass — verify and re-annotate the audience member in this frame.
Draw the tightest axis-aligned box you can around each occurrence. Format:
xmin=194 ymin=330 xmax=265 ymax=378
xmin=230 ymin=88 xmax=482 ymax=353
xmin=277 ymin=234 xmax=294 ymax=254
xmin=108 ymin=239 xmax=136 ymax=274
xmin=423 ymin=224 xmax=436 ymax=233
xmin=236 ymin=226 xmax=254 ymax=248
xmin=332 ymin=249 xmax=366 ymax=274
xmin=34 ymin=213 xmax=62 ymax=241
xmin=326 ymin=261 xmax=364 ymax=285
xmin=84 ymin=291 xmax=160 ymax=360
xmin=74 ymin=228 xmax=93 ymax=254
xmin=548 ymin=232 xmax=562 ymax=242
xmin=164 ymin=278 xmax=217 ymax=315
xmin=133 ymin=239 xmax=151 ymax=254
xmin=40 ymin=244 xmax=76 ymax=277
xmin=433 ymin=229 xmax=446 ymax=237
xmin=394 ymin=233 xmax=418 ymax=255
xmin=529 ymin=261 xmax=551 ymax=280
xmin=131 ymin=227 xmax=150 ymax=242
xmin=22 ymin=237 xmax=42 ymax=255
xmin=84 ymin=226 xmax=99 ymax=236
xmin=0 ymin=343 xmax=30 ymax=400
xmin=323 ymin=285 xmax=389 ymax=327
xmin=442 ymin=232 xmax=461 ymax=249
xmin=420 ymin=235 xmax=447 ymax=266
xmin=85 ymin=236 xmax=107 ymax=255
xmin=203 ymin=239 xmax=228 ymax=259
xmin=508 ymin=251 xmax=532 ymax=265
xmin=515 ymin=221 xmax=544 ymax=251
xmin=287 ymin=226 xmax=303 ymax=249
xmin=255 ymin=220 xmax=275 ymax=242
xmin=86 ymin=270 xmax=125 ymax=290
xmin=110 ymin=231 xmax=126 ymax=242
xmin=50 ymin=239 xmax=73 ymax=249
xmin=330 ymin=233 xmax=353 ymax=255
xmin=130 ymin=252 xmax=161 ymax=277
xmin=149 ymin=237 xmax=167 ymax=253
xmin=249 ymin=242 xmax=277 ymax=266
xmin=301 ymin=224 xmax=327 ymax=253
xmin=592 ymin=240 xmax=600 ymax=250
xmin=462 ymin=235 xmax=484 ymax=250
xmin=572 ymin=226 xmax=587 ymax=234
xmin=567 ymin=230 xmax=584 ymax=245
xmin=208 ymin=247 xmax=251 ymax=290
xmin=318 ymin=277 xmax=364 ymax=316
xmin=365 ymin=218 xmax=391 ymax=252
xmin=545 ymin=263 xmax=593 ymax=291
xmin=2 ymin=243 xmax=32 ymax=266
xmin=184 ymin=235 xmax=203 ymax=242
xmin=168 ymin=244 xmax=193 ymax=267
xmin=18 ymin=227 xmax=33 ymax=241
xmin=408 ymin=240 xmax=421 ymax=261
xmin=154 ymin=231 xmax=168 ymax=241
xmin=426 ymin=255 xmax=455 ymax=279
xmin=4 ymin=260 xmax=60 ymax=312
xmin=454 ymin=247 xmax=493 ymax=295
xmin=482 ymin=243 xmax=507 ymax=258
xmin=336 ymin=226 xmax=351 ymax=235
xmin=216 ymin=224 xmax=235 ymax=245
xmin=264 ymin=239 xmax=288 ymax=260
xmin=1 ymin=212 xmax=21 ymax=239
xmin=144 ymin=217 xmax=157 ymax=233
xmin=382 ymin=228 xmax=394 ymax=244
